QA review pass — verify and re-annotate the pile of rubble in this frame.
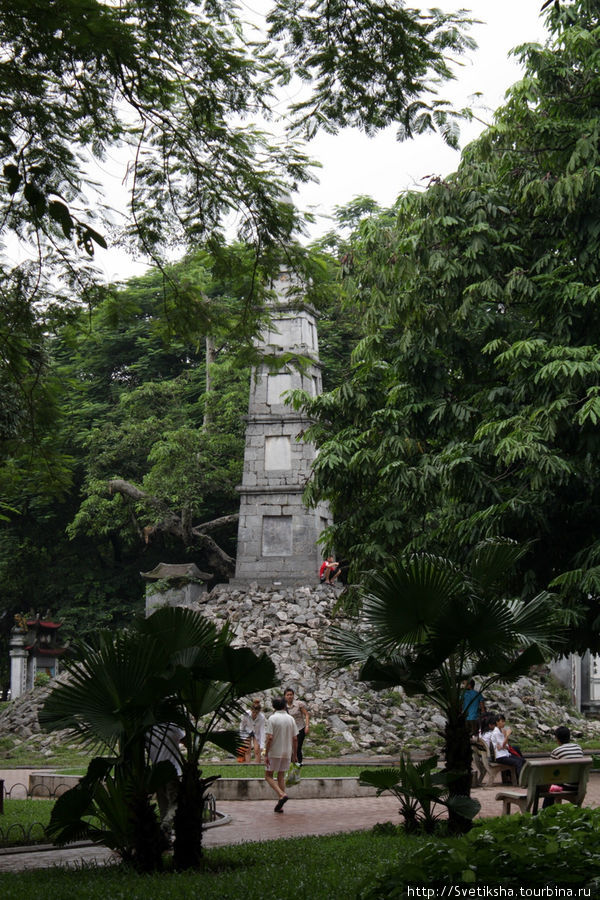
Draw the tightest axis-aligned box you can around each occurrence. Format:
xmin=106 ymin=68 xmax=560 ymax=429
xmin=0 ymin=673 xmax=78 ymax=760
xmin=198 ymin=582 xmax=600 ymax=755
xmin=2 ymin=581 xmax=600 ymax=760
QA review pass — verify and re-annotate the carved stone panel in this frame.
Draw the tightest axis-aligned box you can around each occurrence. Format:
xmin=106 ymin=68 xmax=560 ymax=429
xmin=265 ymin=435 xmax=291 ymax=470
xmin=262 ymin=515 xmax=293 ymax=556
xmin=267 ymin=373 xmax=293 ymax=406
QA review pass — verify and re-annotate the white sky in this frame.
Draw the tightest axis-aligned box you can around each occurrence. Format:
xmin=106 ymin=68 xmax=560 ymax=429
xmin=95 ymin=1 xmax=549 ymax=281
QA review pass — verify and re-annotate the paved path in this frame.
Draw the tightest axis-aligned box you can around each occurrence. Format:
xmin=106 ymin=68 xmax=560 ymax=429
xmin=2 ymin=771 xmax=600 ymax=873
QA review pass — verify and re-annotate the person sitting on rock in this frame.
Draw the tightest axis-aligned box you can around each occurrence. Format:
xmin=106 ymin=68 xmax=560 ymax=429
xmin=319 ymin=556 xmax=341 ymax=584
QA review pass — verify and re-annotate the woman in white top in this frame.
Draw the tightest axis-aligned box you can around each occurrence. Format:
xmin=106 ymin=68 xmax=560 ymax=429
xmin=490 ymin=713 xmax=524 ymax=779
xmin=240 ymin=699 xmax=266 ymax=763
xmin=479 ymin=713 xmax=495 ymax=747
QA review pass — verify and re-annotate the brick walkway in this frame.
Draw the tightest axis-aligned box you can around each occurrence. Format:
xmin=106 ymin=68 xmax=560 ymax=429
xmin=1 ymin=771 xmax=600 ymax=873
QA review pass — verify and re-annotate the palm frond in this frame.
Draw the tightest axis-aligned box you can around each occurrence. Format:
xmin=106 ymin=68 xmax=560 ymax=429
xmin=323 ymin=625 xmax=379 ymax=667
xmin=473 ymin=642 xmax=546 ymax=680
xmin=506 ymin=591 xmax=563 ymax=652
xmin=362 ymin=554 xmax=467 ymax=651
xmin=469 ymin=538 xmax=528 ymax=594
xmin=136 ymin=606 xmax=222 ymax=661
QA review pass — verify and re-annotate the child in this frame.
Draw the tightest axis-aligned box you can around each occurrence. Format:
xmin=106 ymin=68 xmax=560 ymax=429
xmin=319 ymin=556 xmax=341 ymax=583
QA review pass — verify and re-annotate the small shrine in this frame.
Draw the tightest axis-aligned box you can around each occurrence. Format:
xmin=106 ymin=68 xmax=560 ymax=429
xmin=141 ymin=562 xmax=212 ymax=615
xmin=9 ymin=615 xmax=67 ymax=700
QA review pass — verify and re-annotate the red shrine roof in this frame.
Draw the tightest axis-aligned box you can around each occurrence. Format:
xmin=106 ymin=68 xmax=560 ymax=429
xmin=26 ymin=620 xmax=62 ymax=629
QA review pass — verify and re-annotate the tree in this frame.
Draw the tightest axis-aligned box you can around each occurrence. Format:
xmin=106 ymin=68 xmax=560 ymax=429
xmin=0 ymin=251 xmax=255 ymax=686
xmin=0 ymin=236 xmax=361 ymax=686
xmin=40 ymin=605 xmax=278 ymax=870
xmin=0 ymin=0 xmax=474 ymax=290
xmin=60 ymin=247 xmax=277 ymax=579
xmin=0 ymin=0 xmax=475 ymax=455
xmin=326 ymin=540 xmax=557 ymax=833
xmin=298 ymin=0 xmax=600 ymax=651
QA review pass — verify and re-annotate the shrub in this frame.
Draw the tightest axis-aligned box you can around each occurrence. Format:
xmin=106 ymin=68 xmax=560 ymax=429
xmin=359 ymin=756 xmax=480 ymax=835
xmin=359 ymin=805 xmax=600 ymax=898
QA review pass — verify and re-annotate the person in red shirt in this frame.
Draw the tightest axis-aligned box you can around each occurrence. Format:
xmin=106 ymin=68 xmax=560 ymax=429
xmin=319 ymin=556 xmax=341 ymax=583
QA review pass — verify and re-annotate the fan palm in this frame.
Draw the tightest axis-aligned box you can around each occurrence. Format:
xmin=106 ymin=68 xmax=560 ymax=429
xmin=40 ymin=606 xmax=278 ymax=870
xmin=326 ymin=539 xmax=559 ymax=833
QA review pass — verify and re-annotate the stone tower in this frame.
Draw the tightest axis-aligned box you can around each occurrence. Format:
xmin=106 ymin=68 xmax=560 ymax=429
xmin=233 ymin=271 xmax=332 ymax=586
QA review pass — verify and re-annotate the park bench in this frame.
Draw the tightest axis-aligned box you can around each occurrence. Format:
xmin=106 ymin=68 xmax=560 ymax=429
xmin=472 ymin=741 xmax=517 ymax=787
xmin=495 ymin=756 xmax=593 ymax=815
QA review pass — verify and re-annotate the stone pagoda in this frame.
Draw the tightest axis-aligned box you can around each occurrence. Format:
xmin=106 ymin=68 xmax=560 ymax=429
xmin=233 ymin=270 xmax=332 ymax=586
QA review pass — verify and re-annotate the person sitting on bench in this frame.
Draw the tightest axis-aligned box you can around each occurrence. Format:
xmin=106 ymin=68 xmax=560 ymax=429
xmin=491 ymin=713 xmax=525 ymax=781
xmin=542 ymin=725 xmax=584 ymax=808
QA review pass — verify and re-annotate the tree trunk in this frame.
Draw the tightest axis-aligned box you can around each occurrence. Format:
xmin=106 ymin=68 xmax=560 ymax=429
xmin=444 ymin=711 xmax=473 ymax=834
xmin=173 ymin=760 xmax=207 ymax=870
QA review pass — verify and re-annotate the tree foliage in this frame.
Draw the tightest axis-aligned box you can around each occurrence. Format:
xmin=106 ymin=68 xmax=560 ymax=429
xmin=41 ymin=605 xmax=278 ymax=870
xmin=299 ymin=0 xmax=600 ymax=651
xmin=0 ymin=0 xmax=474 ymax=473
xmin=326 ymin=540 xmax=557 ymax=832
xmin=0 ymin=240 xmax=358 ymax=687
xmin=0 ymin=251 xmax=250 ymax=680
xmin=0 ymin=0 xmax=474 ymax=272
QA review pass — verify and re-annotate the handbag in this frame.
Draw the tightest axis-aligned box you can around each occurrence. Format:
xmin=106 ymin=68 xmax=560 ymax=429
xmin=285 ymin=761 xmax=301 ymax=787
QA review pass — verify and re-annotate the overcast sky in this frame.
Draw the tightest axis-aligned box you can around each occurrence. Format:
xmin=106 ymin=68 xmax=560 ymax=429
xmin=96 ymin=1 xmax=550 ymax=281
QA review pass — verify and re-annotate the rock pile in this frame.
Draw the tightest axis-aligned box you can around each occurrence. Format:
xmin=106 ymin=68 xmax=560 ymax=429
xmin=0 ymin=673 xmax=77 ymax=759
xmin=2 ymin=581 xmax=600 ymax=760
xmin=196 ymin=582 xmax=600 ymax=755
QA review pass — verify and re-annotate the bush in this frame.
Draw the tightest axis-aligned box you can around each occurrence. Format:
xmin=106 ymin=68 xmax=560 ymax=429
xmin=359 ymin=805 xmax=600 ymax=898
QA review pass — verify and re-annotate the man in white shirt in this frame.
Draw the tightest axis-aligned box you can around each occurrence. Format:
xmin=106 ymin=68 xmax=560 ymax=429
xmin=264 ymin=696 xmax=298 ymax=812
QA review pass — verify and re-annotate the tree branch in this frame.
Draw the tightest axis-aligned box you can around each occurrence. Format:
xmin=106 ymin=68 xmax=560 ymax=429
xmin=106 ymin=479 xmax=237 ymax=577
xmin=192 ymin=514 xmax=239 ymax=534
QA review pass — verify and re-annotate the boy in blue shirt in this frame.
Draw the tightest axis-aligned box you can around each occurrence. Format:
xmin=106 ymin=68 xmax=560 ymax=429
xmin=462 ymin=679 xmax=486 ymax=735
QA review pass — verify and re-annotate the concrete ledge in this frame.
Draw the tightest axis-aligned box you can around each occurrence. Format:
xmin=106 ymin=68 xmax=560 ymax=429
xmin=29 ymin=773 xmax=80 ymax=798
xmin=29 ymin=773 xmax=376 ymax=801
xmin=212 ymin=777 xmax=376 ymax=801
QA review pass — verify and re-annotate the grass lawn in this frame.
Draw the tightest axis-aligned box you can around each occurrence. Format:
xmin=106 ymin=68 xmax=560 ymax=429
xmin=0 ymin=745 xmax=92 ymax=769
xmin=0 ymin=830 xmax=403 ymax=899
xmin=0 ymin=799 xmax=55 ymax=845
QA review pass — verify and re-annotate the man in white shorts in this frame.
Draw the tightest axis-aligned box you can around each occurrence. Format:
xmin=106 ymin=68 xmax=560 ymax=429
xmin=264 ymin=695 xmax=298 ymax=812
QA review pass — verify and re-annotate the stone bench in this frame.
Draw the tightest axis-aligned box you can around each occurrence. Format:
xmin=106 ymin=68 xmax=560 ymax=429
xmin=495 ymin=756 xmax=593 ymax=815
xmin=472 ymin=743 xmax=517 ymax=787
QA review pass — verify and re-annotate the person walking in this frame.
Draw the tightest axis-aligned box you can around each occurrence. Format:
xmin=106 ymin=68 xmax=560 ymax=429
xmin=264 ymin=696 xmax=298 ymax=812
xmin=239 ymin=698 xmax=266 ymax=763
xmin=284 ymin=687 xmax=310 ymax=765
